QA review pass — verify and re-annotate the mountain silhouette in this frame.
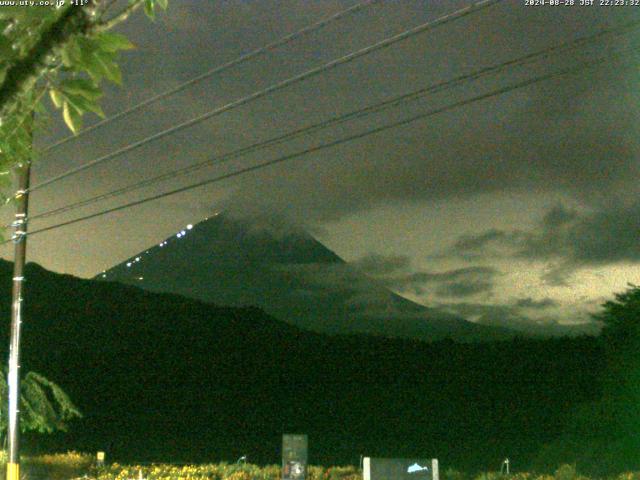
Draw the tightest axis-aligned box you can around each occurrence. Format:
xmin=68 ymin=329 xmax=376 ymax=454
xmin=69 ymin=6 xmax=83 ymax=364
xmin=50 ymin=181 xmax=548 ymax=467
xmin=99 ymin=213 xmax=512 ymax=342
xmin=0 ymin=260 xmax=602 ymax=470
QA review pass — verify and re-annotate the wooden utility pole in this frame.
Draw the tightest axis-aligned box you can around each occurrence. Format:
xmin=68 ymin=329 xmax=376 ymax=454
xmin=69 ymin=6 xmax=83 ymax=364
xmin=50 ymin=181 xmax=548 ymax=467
xmin=6 ymin=159 xmax=31 ymax=480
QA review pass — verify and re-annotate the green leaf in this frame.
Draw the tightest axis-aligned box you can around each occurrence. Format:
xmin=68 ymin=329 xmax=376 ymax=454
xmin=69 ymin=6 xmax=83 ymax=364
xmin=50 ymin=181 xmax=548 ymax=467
xmin=144 ymin=0 xmax=156 ymax=20
xmin=59 ymin=78 xmax=102 ymax=101
xmin=0 ymin=35 xmax=14 ymax=61
xmin=0 ymin=369 xmax=82 ymax=435
xmin=60 ymin=37 xmax=82 ymax=68
xmin=156 ymin=0 xmax=169 ymax=10
xmin=49 ymin=88 xmax=64 ymax=109
xmin=66 ymin=92 xmax=105 ymax=118
xmin=76 ymin=36 xmax=103 ymax=79
xmin=93 ymin=50 xmax=122 ymax=85
xmin=95 ymin=32 xmax=134 ymax=52
xmin=62 ymin=101 xmax=82 ymax=134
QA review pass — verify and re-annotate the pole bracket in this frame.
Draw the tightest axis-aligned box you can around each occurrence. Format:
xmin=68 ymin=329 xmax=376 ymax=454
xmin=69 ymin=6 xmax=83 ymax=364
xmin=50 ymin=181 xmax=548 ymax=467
xmin=11 ymin=230 xmax=26 ymax=244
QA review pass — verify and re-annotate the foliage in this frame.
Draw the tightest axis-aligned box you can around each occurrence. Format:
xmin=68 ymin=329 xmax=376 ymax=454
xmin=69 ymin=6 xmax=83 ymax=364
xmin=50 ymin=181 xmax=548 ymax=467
xmin=472 ymin=468 xmax=587 ymax=480
xmin=474 ymin=472 xmax=513 ymax=480
xmin=531 ymin=286 xmax=640 ymax=475
xmin=53 ymin=463 xmax=640 ymax=480
xmin=445 ymin=468 xmax=470 ymax=480
xmin=0 ymin=261 xmax=608 ymax=472
xmin=594 ymin=283 xmax=640 ymax=347
xmin=91 ymin=462 xmax=360 ymax=480
xmin=0 ymin=367 xmax=81 ymax=435
xmin=0 ymin=450 xmax=92 ymax=480
xmin=5 ymin=453 xmax=640 ymax=480
xmin=592 ymin=283 xmax=640 ymax=399
xmin=0 ymin=0 xmax=168 ymax=194
xmin=27 ymin=450 xmax=93 ymax=468
xmin=553 ymin=464 xmax=579 ymax=480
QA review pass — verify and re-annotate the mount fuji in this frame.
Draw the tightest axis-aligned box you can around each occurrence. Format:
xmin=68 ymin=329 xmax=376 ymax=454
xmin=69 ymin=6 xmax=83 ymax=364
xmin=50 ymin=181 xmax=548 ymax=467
xmin=99 ymin=213 xmax=512 ymax=342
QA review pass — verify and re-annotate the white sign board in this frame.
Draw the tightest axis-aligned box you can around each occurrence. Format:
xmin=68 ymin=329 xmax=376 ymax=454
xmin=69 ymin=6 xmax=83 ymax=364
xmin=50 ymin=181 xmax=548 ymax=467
xmin=363 ymin=457 xmax=439 ymax=480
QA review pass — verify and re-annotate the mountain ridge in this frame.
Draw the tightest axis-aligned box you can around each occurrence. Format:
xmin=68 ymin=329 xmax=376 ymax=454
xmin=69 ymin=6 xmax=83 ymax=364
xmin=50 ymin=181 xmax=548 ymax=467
xmin=99 ymin=213 xmax=514 ymax=342
xmin=0 ymin=259 xmax=602 ymax=470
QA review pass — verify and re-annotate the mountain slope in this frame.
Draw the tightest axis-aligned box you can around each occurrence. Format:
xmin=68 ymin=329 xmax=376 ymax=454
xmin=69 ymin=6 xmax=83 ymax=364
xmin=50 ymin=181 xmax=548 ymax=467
xmin=0 ymin=260 xmax=602 ymax=469
xmin=99 ymin=213 xmax=512 ymax=342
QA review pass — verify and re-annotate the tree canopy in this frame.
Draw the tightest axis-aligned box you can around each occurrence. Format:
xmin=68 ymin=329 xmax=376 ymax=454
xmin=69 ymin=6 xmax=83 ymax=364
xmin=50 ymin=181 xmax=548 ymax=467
xmin=594 ymin=283 xmax=640 ymax=345
xmin=0 ymin=0 xmax=168 ymax=440
xmin=0 ymin=0 xmax=168 ymax=201
xmin=0 ymin=368 xmax=81 ymax=435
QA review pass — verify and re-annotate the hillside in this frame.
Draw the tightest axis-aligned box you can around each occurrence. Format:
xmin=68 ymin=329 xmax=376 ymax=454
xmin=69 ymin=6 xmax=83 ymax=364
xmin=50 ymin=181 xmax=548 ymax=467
xmin=99 ymin=213 xmax=512 ymax=342
xmin=0 ymin=260 xmax=604 ymax=470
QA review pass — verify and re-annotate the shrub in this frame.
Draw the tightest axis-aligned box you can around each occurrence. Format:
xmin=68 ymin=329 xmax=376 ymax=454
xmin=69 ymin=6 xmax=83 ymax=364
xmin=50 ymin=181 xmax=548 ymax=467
xmin=445 ymin=468 xmax=468 ymax=480
xmin=555 ymin=464 xmax=579 ymax=480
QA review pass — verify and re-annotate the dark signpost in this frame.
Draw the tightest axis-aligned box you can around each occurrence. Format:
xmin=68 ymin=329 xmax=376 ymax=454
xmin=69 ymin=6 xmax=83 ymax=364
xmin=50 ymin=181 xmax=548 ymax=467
xmin=363 ymin=457 xmax=439 ymax=480
xmin=282 ymin=434 xmax=308 ymax=480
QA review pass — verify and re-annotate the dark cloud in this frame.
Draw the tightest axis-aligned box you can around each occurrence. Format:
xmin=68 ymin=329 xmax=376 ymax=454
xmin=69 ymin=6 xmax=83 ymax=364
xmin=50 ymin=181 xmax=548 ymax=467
xmin=565 ymin=205 xmax=640 ymax=264
xmin=351 ymin=254 xmax=411 ymax=276
xmin=439 ymin=301 xmax=601 ymax=337
xmin=448 ymin=229 xmax=527 ymax=261
xmin=435 ymin=279 xmax=495 ymax=299
xmin=515 ymin=297 xmax=559 ymax=309
xmin=453 ymin=229 xmax=512 ymax=251
xmin=446 ymin=202 xmax=640 ymax=282
xmin=405 ymin=266 xmax=500 ymax=298
xmin=283 ymin=254 xmax=500 ymax=299
xmin=539 ymin=262 xmax=577 ymax=287
xmin=273 ymin=262 xmax=438 ymax=319
xmin=21 ymin=0 xmax=640 ymax=303
xmin=353 ymin=255 xmax=500 ymax=297
xmin=130 ymin=1 xmax=640 ymax=225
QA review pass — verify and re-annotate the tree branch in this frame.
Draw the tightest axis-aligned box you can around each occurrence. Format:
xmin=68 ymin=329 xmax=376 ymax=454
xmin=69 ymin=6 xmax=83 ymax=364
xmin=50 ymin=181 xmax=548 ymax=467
xmin=0 ymin=4 xmax=95 ymax=121
xmin=95 ymin=0 xmax=144 ymax=32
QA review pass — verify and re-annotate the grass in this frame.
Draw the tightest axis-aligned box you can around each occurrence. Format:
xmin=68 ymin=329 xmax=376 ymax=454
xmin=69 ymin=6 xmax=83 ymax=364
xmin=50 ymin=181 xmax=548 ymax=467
xmin=1 ymin=453 xmax=640 ymax=480
xmin=92 ymin=463 xmax=360 ymax=480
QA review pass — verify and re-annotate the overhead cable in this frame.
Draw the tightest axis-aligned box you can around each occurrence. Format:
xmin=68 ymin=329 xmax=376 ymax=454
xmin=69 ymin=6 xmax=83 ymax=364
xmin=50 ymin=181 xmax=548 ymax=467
xmin=42 ymin=0 xmax=382 ymax=152
xmin=10 ymin=45 xmax=633 ymax=244
xmin=27 ymin=18 xmax=640 ymax=223
xmin=26 ymin=0 xmax=502 ymax=194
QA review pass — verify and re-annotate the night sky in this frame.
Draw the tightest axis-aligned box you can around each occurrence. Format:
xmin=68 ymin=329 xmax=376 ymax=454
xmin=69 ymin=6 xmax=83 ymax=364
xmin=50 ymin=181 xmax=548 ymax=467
xmin=3 ymin=0 xmax=640 ymax=336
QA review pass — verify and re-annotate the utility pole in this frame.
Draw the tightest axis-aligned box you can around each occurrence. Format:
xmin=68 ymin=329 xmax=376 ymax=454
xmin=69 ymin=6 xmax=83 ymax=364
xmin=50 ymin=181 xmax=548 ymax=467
xmin=6 ymin=158 xmax=31 ymax=480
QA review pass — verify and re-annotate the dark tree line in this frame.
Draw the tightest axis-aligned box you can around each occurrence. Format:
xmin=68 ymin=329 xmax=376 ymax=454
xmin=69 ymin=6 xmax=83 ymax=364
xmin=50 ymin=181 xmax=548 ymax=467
xmin=0 ymin=261 xmax=637 ymax=474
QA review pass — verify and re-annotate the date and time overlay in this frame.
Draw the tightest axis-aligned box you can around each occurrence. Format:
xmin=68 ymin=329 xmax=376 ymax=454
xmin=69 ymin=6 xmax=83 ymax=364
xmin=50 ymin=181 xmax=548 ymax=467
xmin=0 ymin=0 xmax=638 ymax=10
xmin=525 ymin=0 xmax=640 ymax=6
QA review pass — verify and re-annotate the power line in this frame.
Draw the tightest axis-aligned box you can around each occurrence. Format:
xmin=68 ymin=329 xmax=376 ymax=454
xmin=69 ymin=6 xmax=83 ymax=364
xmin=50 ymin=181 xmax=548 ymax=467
xmin=42 ymin=0 xmax=381 ymax=153
xmin=26 ymin=0 xmax=502 ymax=194
xmin=9 ymin=45 xmax=634 ymax=245
xmin=27 ymin=18 xmax=640 ymax=224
